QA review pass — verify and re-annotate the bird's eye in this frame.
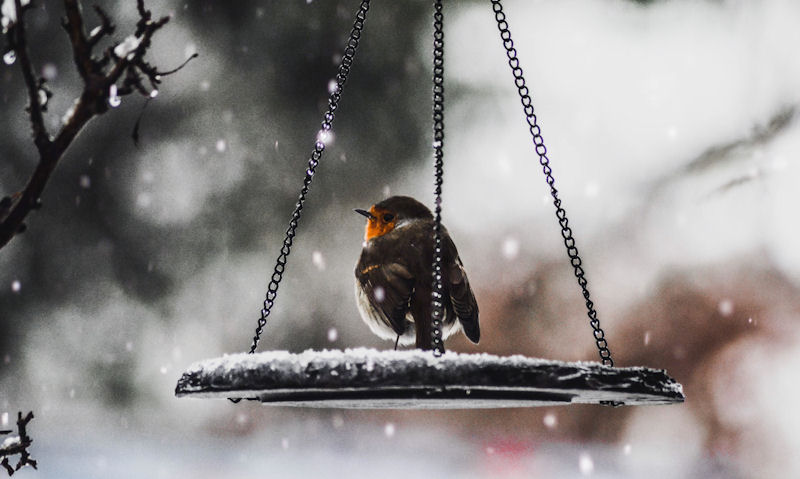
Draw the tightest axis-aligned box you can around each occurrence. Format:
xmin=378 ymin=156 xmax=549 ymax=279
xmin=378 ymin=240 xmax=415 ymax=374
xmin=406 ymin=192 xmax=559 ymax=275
xmin=383 ymin=214 xmax=395 ymax=222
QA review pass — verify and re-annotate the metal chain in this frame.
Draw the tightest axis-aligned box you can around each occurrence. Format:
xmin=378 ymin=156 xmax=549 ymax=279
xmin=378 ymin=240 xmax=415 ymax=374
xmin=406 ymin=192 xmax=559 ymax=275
xmin=246 ymin=0 xmax=371 ymax=356
xmin=430 ymin=0 xmax=446 ymax=357
xmin=490 ymin=0 xmax=614 ymax=367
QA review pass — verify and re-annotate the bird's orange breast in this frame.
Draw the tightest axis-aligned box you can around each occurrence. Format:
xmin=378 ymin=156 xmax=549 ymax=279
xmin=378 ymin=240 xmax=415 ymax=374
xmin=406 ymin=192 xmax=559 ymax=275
xmin=364 ymin=206 xmax=397 ymax=241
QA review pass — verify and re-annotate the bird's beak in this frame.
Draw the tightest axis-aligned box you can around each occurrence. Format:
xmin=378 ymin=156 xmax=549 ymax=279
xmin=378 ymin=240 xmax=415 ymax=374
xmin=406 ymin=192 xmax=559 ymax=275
xmin=354 ymin=208 xmax=375 ymax=220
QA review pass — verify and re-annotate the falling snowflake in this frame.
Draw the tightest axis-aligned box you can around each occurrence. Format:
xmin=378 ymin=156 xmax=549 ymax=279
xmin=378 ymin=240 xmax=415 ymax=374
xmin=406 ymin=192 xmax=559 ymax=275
xmin=41 ymin=63 xmax=57 ymax=80
xmin=543 ymin=412 xmax=557 ymax=429
xmin=374 ymin=286 xmax=386 ymax=303
xmin=327 ymin=328 xmax=338 ymax=342
xmin=11 ymin=280 xmax=21 ymax=293
xmin=502 ymin=237 xmax=520 ymax=259
xmin=316 ymin=129 xmax=334 ymax=146
xmin=312 ymin=251 xmax=326 ymax=271
xmin=384 ymin=423 xmax=396 ymax=438
xmin=579 ymin=453 xmax=594 ymax=475
xmin=718 ymin=299 xmax=734 ymax=317
xmin=327 ymin=79 xmax=339 ymax=94
xmin=137 ymin=193 xmax=152 ymax=208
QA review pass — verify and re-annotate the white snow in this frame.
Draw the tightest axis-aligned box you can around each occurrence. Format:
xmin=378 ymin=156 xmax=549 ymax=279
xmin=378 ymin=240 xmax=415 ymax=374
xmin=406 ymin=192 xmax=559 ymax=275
xmin=182 ymin=348 xmax=560 ymax=378
xmin=108 ymin=84 xmax=121 ymax=107
xmin=0 ymin=435 xmax=21 ymax=450
xmin=61 ymin=98 xmax=80 ymax=124
xmin=113 ymin=35 xmax=142 ymax=59
xmin=1 ymin=0 xmax=29 ymax=31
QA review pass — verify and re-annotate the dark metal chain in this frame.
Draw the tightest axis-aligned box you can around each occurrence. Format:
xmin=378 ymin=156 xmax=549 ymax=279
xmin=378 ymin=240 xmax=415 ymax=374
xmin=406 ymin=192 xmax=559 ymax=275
xmin=490 ymin=0 xmax=613 ymax=367
xmin=430 ymin=0 xmax=446 ymax=357
xmin=246 ymin=0 xmax=371 ymax=356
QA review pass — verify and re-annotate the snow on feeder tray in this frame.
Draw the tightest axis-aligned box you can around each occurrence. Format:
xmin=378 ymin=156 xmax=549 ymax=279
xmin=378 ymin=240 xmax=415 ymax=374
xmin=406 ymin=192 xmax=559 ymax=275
xmin=175 ymin=349 xmax=684 ymax=408
xmin=174 ymin=0 xmax=685 ymax=409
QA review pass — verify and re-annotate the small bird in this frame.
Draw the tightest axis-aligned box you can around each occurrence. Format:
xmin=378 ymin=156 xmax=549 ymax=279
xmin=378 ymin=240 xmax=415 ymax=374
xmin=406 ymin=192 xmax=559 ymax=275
xmin=354 ymin=196 xmax=479 ymax=351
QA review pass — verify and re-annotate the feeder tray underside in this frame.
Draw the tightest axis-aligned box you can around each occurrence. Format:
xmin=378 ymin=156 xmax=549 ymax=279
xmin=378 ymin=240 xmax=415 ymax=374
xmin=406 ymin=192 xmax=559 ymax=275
xmin=175 ymin=348 xmax=685 ymax=409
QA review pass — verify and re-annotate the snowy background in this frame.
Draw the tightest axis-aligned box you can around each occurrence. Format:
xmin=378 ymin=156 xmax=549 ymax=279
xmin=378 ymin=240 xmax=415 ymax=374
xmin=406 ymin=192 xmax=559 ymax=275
xmin=2 ymin=0 xmax=800 ymax=477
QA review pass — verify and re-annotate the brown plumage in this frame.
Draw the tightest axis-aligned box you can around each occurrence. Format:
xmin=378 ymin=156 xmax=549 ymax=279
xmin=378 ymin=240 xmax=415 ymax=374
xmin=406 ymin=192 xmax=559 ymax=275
xmin=354 ymin=196 xmax=479 ymax=351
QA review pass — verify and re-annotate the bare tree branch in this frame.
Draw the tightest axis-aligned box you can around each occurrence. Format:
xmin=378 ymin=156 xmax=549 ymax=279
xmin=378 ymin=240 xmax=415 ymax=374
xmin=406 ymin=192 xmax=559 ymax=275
xmin=0 ymin=0 xmax=195 ymax=252
xmin=0 ymin=412 xmax=37 ymax=476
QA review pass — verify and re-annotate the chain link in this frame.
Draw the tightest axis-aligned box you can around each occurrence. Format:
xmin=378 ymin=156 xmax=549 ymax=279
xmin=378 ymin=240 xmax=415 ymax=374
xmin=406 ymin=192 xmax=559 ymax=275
xmin=490 ymin=0 xmax=614 ymax=367
xmin=245 ymin=0 xmax=372 ymax=357
xmin=430 ymin=0 xmax=446 ymax=357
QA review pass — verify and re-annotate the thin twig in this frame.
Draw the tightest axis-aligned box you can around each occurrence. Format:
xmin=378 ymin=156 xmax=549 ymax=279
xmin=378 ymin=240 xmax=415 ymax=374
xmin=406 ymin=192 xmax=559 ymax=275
xmin=61 ymin=0 xmax=94 ymax=81
xmin=0 ymin=0 xmax=189 ymax=251
xmin=87 ymin=5 xmax=114 ymax=48
xmin=11 ymin=0 xmax=49 ymax=154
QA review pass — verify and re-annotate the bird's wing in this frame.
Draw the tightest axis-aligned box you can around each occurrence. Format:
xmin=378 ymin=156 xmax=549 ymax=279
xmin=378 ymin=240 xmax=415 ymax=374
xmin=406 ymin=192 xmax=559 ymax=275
xmin=443 ymin=233 xmax=480 ymax=343
xmin=358 ymin=262 xmax=414 ymax=336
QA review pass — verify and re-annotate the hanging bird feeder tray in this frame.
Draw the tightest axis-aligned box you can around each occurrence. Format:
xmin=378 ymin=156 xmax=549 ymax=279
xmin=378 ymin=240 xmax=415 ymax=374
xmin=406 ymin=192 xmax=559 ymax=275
xmin=175 ymin=0 xmax=685 ymax=409
xmin=175 ymin=349 xmax=683 ymax=408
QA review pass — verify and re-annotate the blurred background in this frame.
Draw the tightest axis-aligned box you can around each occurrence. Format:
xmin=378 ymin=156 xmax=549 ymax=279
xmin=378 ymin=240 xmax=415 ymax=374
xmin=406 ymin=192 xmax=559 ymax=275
xmin=2 ymin=0 xmax=799 ymax=477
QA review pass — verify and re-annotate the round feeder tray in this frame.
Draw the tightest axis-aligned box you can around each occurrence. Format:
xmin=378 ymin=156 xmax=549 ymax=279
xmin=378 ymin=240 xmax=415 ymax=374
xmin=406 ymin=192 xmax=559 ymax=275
xmin=175 ymin=348 xmax=685 ymax=409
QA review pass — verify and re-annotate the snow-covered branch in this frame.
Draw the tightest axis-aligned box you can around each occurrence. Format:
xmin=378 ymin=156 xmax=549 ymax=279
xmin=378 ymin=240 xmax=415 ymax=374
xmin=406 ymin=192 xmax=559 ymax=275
xmin=0 ymin=412 xmax=36 ymax=476
xmin=0 ymin=0 xmax=196 ymax=252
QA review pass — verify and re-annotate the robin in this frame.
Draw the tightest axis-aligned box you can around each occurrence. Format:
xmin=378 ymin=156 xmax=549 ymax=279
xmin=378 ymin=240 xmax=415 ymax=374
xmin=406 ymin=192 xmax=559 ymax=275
xmin=354 ymin=196 xmax=479 ymax=351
